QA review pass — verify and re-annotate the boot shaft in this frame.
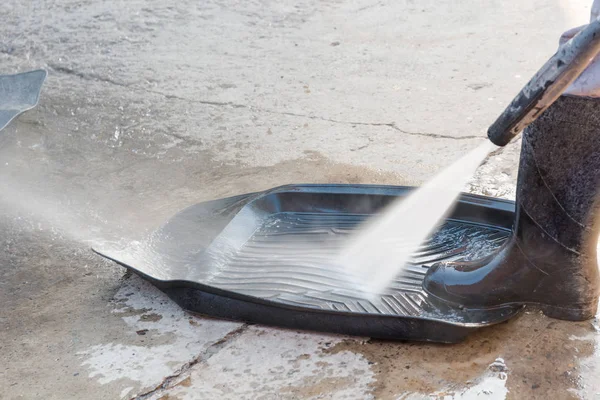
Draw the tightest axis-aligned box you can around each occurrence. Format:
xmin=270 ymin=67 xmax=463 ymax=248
xmin=517 ymin=95 xmax=600 ymax=272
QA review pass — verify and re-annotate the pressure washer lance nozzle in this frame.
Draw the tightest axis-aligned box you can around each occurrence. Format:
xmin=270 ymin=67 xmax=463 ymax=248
xmin=488 ymin=18 xmax=600 ymax=147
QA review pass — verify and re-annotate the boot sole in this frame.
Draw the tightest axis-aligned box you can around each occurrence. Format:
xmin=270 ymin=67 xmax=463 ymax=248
xmin=424 ymin=287 xmax=598 ymax=322
xmin=538 ymin=300 xmax=599 ymax=321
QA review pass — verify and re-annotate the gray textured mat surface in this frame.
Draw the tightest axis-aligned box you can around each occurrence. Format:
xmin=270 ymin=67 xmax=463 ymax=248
xmin=193 ymin=213 xmax=508 ymax=317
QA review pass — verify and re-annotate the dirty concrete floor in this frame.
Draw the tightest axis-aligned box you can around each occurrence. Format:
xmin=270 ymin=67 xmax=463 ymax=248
xmin=2 ymin=0 xmax=600 ymax=399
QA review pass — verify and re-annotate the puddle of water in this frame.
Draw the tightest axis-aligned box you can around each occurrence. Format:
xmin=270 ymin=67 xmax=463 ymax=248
xmin=568 ymin=314 xmax=600 ymax=399
xmin=399 ymin=358 xmax=509 ymax=400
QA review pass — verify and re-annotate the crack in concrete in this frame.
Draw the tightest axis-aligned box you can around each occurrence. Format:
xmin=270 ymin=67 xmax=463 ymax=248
xmin=48 ymin=63 xmax=129 ymax=88
xmin=153 ymin=90 xmax=483 ymax=141
xmin=388 ymin=123 xmax=482 ymax=140
xmin=132 ymin=324 xmax=249 ymax=400
xmin=265 ymin=110 xmax=482 ymax=140
xmin=48 ymin=63 xmax=483 ymax=142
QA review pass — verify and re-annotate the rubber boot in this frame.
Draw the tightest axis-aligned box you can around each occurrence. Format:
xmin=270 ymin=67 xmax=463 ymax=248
xmin=423 ymin=95 xmax=600 ymax=321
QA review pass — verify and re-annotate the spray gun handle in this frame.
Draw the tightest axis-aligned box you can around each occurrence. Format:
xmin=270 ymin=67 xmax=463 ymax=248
xmin=488 ymin=19 xmax=600 ymax=147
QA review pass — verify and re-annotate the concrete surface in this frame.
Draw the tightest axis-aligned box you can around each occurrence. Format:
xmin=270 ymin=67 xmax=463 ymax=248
xmin=1 ymin=0 xmax=600 ymax=399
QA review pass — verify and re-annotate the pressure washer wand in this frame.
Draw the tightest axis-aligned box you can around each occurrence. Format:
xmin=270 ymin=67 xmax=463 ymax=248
xmin=488 ymin=19 xmax=600 ymax=147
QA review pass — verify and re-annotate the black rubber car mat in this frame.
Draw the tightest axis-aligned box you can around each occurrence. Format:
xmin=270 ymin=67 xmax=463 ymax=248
xmin=0 ymin=70 xmax=47 ymax=132
xmin=94 ymin=184 xmax=523 ymax=343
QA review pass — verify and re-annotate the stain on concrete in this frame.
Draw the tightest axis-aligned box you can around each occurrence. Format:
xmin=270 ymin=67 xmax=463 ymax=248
xmin=140 ymin=313 xmax=163 ymax=322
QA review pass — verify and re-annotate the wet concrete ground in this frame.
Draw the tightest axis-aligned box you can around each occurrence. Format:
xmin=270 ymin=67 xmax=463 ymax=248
xmin=2 ymin=0 xmax=600 ymax=399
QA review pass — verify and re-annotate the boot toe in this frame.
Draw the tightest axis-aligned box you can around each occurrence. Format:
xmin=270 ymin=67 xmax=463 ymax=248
xmin=422 ymin=261 xmax=473 ymax=305
xmin=422 ymin=262 xmax=451 ymax=299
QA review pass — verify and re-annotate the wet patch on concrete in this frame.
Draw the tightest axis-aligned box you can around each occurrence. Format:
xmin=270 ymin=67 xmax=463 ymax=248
xmin=148 ymin=326 xmax=375 ymax=400
xmin=77 ymin=275 xmax=241 ymax=394
xmin=324 ymin=308 xmax=597 ymax=399
xmin=566 ymin=312 xmax=600 ymax=399
xmin=402 ymin=358 xmax=509 ymax=399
